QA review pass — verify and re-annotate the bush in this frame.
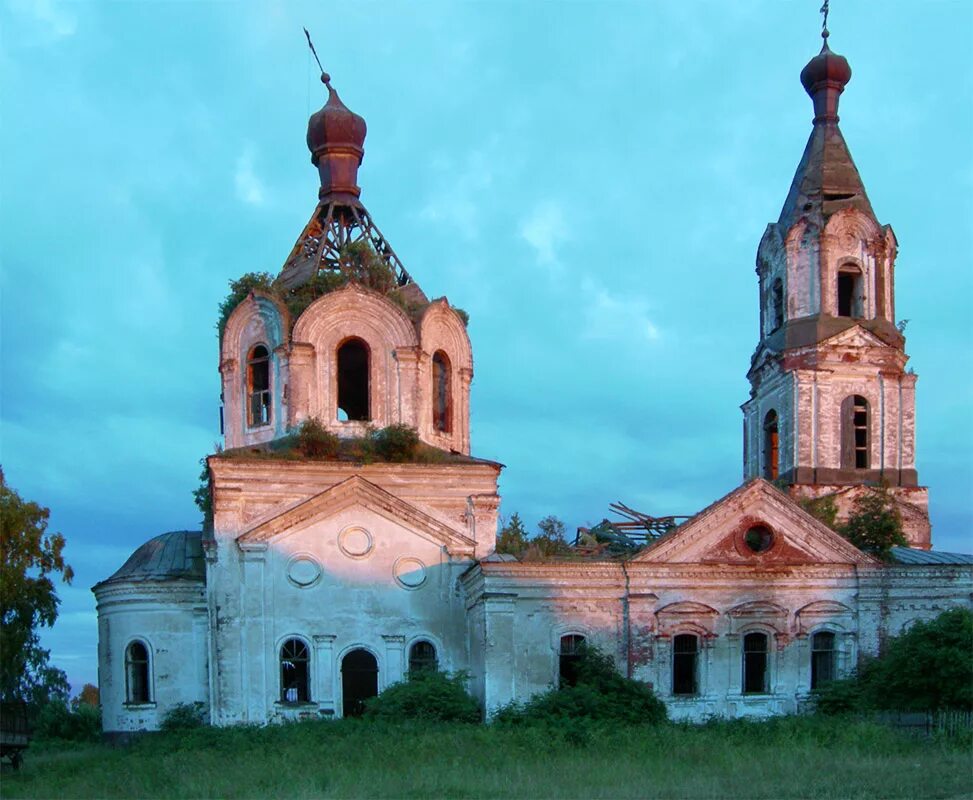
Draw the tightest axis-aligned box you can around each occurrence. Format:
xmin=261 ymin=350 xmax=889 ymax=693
xmin=33 ymin=700 xmax=101 ymax=742
xmin=297 ymin=418 xmax=340 ymax=459
xmin=493 ymin=643 xmax=667 ymax=726
xmin=372 ymin=424 xmax=420 ymax=462
xmin=160 ymin=702 xmax=208 ymax=732
xmin=814 ymin=608 xmax=973 ymax=714
xmin=364 ymin=671 xmax=481 ymax=723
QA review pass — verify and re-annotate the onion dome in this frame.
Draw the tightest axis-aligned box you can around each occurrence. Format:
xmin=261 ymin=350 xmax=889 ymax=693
xmin=800 ymin=39 xmax=851 ymax=123
xmin=306 ymin=74 xmax=367 ymax=203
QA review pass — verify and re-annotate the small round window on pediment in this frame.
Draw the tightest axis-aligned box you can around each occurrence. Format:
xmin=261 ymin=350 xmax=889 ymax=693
xmin=393 ymin=557 xmax=427 ymax=590
xmin=338 ymin=526 xmax=374 ymax=559
xmin=744 ymin=525 xmax=774 ymax=554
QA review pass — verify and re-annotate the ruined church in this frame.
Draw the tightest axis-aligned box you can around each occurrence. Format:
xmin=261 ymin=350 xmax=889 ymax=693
xmin=93 ymin=30 xmax=972 ymax=734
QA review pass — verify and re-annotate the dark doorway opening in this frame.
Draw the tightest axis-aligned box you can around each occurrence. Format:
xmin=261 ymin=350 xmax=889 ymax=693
xmin=341 ymin=648 xmax=378 ymax=717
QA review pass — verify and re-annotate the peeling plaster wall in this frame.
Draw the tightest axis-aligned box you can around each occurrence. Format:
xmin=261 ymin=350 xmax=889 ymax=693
xmin=467 ymin=559 xmax=972 ymax=722
xmin=94 ymin=581 xmax=208 ymax=734
xmin=206 ymin=458 xmax=499 ymax=723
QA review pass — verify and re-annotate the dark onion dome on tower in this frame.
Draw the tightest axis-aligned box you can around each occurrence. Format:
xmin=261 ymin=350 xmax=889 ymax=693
xmin=800 ymin=39 xmax=852 ymax=123
xmin=777 ymin=34 xmax=874 ymax=231
xmin=306 ymin=74 xmax=367 ymax=203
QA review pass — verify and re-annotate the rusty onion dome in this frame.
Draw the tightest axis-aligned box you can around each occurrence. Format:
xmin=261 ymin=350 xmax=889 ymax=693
xmin=306 ymin=80 xmax=367 ymax=166
xmin=800 ymin=41 xmax=851 ymax=96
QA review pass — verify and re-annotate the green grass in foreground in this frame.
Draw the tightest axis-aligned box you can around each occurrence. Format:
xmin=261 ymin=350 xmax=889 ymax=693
xmin=3 ymin=716 xmax=971 ymax=800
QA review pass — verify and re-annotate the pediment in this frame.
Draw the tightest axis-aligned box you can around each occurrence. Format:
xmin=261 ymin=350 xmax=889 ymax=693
xmin=633 ymin=480 xmax=875 ymax=566
xmin=237 ymin=475 xmax=476 ymax=556
xmin=820 ymin=325 xmax=888 ymax=350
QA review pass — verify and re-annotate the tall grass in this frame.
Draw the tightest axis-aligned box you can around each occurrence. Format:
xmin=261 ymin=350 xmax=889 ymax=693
xmin=4 ymin=716 xmax=971 ymax=799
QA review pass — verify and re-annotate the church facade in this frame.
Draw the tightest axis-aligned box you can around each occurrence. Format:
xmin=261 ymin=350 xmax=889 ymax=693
xmin=93 ymin=33 xmax=972 ymax=735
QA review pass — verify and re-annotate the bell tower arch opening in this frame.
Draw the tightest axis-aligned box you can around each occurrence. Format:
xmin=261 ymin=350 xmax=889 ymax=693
xmin=337 ymin=337 xmax=370 ymax=421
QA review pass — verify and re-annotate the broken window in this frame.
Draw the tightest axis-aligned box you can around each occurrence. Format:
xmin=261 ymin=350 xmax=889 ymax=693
xmin=559 ymin=634 xmax=586 ymax=687
xmin=337 ymin=338 xmax=370 ymax=421
xmin=837 ymin=266 xmax=863 ymax=318
xmin=280 ymin=638 xmax=310 ymax=704
xmin=744 ymin=525 xmax=774 ymax=553
xmin=341 ymin=648 xmax=378 ymax=718
xmin=762 ymin=410 xmax=779 ymax=481
xmin=672 ymin=634 xmax=699 ymax=696
xmin=247 ymin=345 xmax=271 ymax=428
xmin=125 ymin=641 xmax=151 ymax=704
xmin=771 ymin=278 xmax=784 ymax=331
xmin=432 ymin=350 xmax=452 ymax=433
xmin=841 ymin=395 xmax=870 ymax=469
xmin=408 ymin=640 xmax=438 ymax=674
xmin=810 ymin=631 xmax=836 ymax=689
xmin=742 ymin=632 xmax=769 ymax=694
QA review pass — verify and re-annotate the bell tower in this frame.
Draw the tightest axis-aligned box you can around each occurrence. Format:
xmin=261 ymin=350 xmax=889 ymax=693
xmin=741 ymin=25 xmax=930 ymax=547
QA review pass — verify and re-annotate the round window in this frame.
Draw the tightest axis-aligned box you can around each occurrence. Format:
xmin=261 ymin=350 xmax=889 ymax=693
xmin=744 ymin=525 xmax=774 ymax=553
xmin=286 ymin=555 xmax=322 ymax=588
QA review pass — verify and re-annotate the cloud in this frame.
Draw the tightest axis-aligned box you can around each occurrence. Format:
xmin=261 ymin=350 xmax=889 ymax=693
xmin=234 ymin=146 xmax=265 ymax=206
xmin=519 ymin=201 xmax=570 ymax=267
xmin=419 ymin=148 xmax=494 ymax=240
xmin=8 ymin=0 xmax=76 ymax=41
xmin=580 ymin=280 xmax=662 ymax=343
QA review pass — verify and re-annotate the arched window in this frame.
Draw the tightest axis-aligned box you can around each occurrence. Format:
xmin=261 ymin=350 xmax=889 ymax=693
xmin=837 ymin=265 xmax=864 ymax=318
xmin=408 ymin=640 xmax=438 ymax=674
xmin=810 ymin=631 xmax=836 ymax=689
xmin=125 ymin=641 xmax=151 ymax=704
xmin=432 ymin=350 xmax=452 ymax=433
xmin=337 ymin=338 xmax=370 ymax=421
xmin=247 ymin=345 xmax=271 ymax=428
xmin=672 ymin=634 xmax=699 ymax=696
xmin=559 ymin=634 xmax=586 ymax=687
xmin=771 ymin=278 xmax=784 ymax=331
xmin=763 ymin=410 xmax=779 ymax=481
xmin=742 ymin=632 xmax=769 ymax=694
xmin=841 ymin=395 xmax=869 ymax=469
xmin=280 ymin=638 xmax=310 ymax=704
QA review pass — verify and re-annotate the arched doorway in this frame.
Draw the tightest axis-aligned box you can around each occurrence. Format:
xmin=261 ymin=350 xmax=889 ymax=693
xmin=341 ymin=648 xmax=378 ymax=718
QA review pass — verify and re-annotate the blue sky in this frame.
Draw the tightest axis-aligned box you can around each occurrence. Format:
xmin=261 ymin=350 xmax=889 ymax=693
xmin=2 ymin=1 xmax=971 ymax=692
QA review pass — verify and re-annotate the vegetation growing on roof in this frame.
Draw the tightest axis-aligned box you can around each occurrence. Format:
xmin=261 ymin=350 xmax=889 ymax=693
xmin=216 ymin=241 xmax=469 ymax=345
xmin=798 ymin=484 xmax=906 ymax=561
xmin=214 ymin=424 xmax=460 ymax=466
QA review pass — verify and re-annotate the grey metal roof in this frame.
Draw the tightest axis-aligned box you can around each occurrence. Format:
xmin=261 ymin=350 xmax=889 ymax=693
xmin=890 ymin=547 xmax=973 ymax=566
xmin=102 ymin=531 xmax=205 ymax=585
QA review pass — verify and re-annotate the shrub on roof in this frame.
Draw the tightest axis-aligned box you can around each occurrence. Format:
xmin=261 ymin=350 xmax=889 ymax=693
xmin=372 ymin=424 xmax=421 ymax=463
xmin=297 ymin=418 xmax=340 ymax=459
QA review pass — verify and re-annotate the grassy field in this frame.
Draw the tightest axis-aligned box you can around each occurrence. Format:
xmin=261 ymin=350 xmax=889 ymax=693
xmin=2 ymin=716 xmax=971 ymax=799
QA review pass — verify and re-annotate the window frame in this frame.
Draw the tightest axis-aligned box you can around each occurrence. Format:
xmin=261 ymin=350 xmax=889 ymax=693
xmin=762 ymin=410 xmax=779 ymax=481
xmin=246 ymin=343 xmax=272 ymax=429
xmin=279 ymin=637 xmax=312 ymax=705
xmin=558 ymin=633 xmax=587 ymax=688
xmin=836 ymin=264 xmax=864 ymax=318
xmin=810 ymin=630 xmax=837 ymax=690
xmin=432 ymin=350 xmax=452 ymax=434
xmin=742 ymin=631 xmax=771 ymax=695
xmin=407 ymin=639 xmax=439 ymax=675
xmin=671 ymin=633 xmax=700 ymax=697
xmin=841 ymin=394 xmax=870 ymax=470
xmin=124 ymin=639 xmax=153 ymax=706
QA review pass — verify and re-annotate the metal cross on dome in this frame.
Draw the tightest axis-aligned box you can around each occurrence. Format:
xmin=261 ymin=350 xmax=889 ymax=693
xmin=820 ymin=0 xmax=830 ymax=40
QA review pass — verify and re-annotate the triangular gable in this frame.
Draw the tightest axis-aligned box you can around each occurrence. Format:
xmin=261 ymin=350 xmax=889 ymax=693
xmin=238 ymin=475 xmax=476 ymax=555
xmin=633 ymin=479 xmax=875 ymax=565
xmin=819 ymin=325 xmax=889 ymax=350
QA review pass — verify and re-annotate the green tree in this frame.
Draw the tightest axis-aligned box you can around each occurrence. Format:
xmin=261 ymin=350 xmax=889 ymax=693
xmin=815 ymin=608 xmax=973 ymax=713
xmin=532 ymin=515 xmax=570 ymax=557
xmin=0 ymin=471 xmax=73 ymax=704
xmin=838 ymin=484 xmax=907 ymax=561
xmin=798 ymin=494 xmax=839 ymax=529
xmin=496 ymin=513 xmax=529 ymax=557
